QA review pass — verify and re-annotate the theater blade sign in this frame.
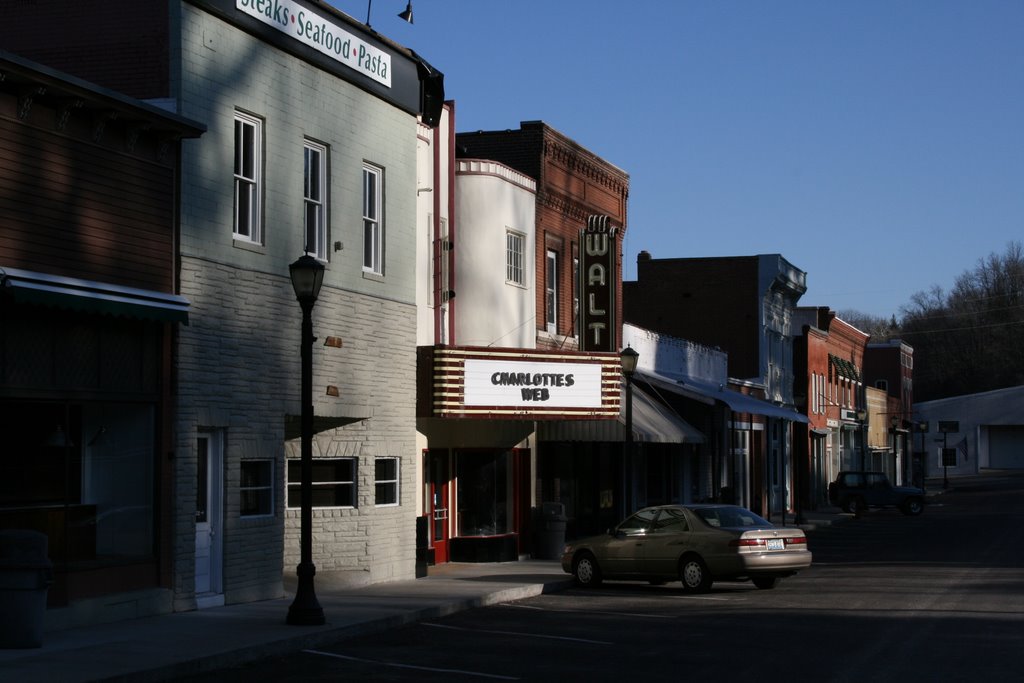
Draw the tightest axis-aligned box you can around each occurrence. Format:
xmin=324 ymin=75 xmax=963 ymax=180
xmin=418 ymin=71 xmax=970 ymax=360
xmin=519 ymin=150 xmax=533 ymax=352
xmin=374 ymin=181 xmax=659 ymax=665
xmin=579 ymin=215 xmax=617 ymax=352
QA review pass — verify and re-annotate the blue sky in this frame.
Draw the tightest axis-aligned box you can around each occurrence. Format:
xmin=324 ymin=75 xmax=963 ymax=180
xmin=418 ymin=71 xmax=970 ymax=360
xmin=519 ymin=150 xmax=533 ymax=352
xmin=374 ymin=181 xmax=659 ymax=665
xmin=332 ymin=1 xmax=1023 ymax=319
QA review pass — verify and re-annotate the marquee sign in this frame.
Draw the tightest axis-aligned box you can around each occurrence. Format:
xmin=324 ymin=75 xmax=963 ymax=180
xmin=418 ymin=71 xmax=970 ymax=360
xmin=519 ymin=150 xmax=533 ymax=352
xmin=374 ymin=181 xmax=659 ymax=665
xmin=236 ymin=0 xmax=392 ymax=87
xmin=426 ymin=347 xmax=621 ymax=419
xmin=579 ymin=215 xmax=617 ymax=352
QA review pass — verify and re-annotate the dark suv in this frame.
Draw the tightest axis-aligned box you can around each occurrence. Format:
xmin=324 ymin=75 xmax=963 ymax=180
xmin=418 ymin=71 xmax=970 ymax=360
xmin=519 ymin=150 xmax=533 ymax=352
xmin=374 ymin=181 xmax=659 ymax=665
xmin=828 ymin=471 xmax=926 ymax=516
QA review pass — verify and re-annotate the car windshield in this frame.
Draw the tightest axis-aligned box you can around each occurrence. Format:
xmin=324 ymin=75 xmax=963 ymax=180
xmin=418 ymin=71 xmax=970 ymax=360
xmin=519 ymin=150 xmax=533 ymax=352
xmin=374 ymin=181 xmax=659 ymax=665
xmin=692 ymin=506 xmax=772 ymax=529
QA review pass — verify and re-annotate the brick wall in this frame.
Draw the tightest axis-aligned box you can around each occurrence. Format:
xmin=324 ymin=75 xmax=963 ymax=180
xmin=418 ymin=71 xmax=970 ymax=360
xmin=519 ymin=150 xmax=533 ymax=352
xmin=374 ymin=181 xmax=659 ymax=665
xmin=171 ymin=5 xmax=420 ymax=608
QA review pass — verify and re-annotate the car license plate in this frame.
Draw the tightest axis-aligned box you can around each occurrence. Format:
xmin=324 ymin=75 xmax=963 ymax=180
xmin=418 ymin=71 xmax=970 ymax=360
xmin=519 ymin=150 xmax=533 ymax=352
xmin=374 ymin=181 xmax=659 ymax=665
xmin=766 ymin=538 xmax=785 ymax=551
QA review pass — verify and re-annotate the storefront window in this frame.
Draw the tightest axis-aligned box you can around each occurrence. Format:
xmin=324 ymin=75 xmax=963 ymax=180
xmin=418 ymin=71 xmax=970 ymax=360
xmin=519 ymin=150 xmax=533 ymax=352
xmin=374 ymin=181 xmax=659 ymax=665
xmin=0 ymin=400 xmax=155 ymax=564
xmin=456 ymin=450 xmax=511 ymax=536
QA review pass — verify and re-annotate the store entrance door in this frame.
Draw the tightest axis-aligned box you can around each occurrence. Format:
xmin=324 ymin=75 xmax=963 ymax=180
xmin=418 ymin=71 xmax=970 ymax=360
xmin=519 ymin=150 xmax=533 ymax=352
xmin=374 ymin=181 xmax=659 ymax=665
xmin=427 ymin=450 xmax=450 ymax=563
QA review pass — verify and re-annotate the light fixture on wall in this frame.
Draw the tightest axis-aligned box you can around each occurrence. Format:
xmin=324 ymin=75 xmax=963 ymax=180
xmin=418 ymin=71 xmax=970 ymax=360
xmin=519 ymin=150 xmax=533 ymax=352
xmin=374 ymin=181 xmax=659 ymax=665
xmin=44 ymin=425 xmax=74 ymax=448
xmin=398 ymin=2 xmax=414 ymax=24
xmin=365 ymin=1 xmax=415 ymax=27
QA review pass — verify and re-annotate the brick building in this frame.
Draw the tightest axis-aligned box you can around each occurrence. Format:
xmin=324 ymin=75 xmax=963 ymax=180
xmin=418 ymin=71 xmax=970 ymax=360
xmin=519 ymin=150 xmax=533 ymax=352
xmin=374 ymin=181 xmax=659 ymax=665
xmin=792 ymin=308 xmax=872 ymax=509
xmin=0 ymin=50 xmax=203 ymax=627
xmin=456 ymin=122 xmax=630 ymax=353
xmin=624 ymin=253 xmax=809 ymax=518
xmin=2 ymin=0 xmax=443 ymax=622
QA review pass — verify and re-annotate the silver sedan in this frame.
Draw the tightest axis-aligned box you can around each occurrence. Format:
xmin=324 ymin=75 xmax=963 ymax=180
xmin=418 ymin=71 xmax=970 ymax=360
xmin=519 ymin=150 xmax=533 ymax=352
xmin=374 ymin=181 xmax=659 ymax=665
xmin=561 ymin=504 xmax=812 ymax=592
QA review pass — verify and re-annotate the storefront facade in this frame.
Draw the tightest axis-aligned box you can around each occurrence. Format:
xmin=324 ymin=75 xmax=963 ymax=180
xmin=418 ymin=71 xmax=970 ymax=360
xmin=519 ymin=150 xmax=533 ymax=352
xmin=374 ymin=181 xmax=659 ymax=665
xmin=0 ymin=52 xmax=204 ymax=627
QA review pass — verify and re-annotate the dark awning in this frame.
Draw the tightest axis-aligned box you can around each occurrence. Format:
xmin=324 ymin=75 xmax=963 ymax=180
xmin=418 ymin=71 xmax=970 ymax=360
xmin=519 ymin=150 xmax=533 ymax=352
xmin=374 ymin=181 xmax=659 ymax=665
xmin=637 ymin=369 xmax=810 ymax=424
xmin=1 ymin=267 xmax=190 ymax=324
xmin=538 ymin=385 xmax=705 ymax=444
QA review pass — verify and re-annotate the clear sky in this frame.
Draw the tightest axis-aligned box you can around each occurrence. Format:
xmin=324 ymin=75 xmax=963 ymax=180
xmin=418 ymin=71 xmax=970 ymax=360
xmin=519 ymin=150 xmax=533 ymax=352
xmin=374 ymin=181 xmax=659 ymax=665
xmin=331 ymin=0 xmax=1024 ymax=319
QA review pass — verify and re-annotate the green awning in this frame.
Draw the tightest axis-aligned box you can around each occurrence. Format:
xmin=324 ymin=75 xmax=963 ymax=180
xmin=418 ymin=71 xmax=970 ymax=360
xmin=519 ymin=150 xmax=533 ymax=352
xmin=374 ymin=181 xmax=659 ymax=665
xmin=1 ymin=267 xmax=189 ymax=324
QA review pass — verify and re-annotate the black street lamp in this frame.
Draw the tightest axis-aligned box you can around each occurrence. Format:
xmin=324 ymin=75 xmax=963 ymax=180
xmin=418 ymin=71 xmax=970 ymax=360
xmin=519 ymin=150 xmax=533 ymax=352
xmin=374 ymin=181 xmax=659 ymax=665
xmin=620 ymin=346 xmax=639 ymax=516
xmin=287 ymin=254 xmax=325 ymax=626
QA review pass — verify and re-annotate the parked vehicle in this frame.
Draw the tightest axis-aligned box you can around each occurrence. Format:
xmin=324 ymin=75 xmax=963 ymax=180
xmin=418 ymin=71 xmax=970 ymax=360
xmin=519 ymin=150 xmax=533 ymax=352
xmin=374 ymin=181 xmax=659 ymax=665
xmin=560 ymin=504 xmax=812 ymax=592
xmin=828 ymin=471 xmax=926 ymax=516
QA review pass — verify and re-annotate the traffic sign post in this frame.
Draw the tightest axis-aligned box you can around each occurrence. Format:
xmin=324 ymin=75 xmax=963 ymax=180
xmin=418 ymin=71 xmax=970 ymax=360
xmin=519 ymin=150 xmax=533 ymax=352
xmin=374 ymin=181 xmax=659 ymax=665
xmin=938 ymin=421 xmax=960 ymax=489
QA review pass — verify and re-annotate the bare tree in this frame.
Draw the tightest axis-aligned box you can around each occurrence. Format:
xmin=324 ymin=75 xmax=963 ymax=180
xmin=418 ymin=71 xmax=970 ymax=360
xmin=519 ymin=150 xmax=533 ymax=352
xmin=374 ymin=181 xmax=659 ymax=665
xmin=899 ymin=242 xmax=1024 ymax=400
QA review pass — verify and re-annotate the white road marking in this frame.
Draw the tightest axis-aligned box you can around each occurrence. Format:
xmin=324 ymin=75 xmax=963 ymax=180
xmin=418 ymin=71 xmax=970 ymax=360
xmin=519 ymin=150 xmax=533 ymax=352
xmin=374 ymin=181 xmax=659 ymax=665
xmin=666 ymin=594 xmax=740 ymax=601
xmin=506 ymin=603 xmax=674 ymax=619
xmin=424 ymin=621 xmax=614 ymax=645
xmin=303 ymin=649 xmax=520 ymax=680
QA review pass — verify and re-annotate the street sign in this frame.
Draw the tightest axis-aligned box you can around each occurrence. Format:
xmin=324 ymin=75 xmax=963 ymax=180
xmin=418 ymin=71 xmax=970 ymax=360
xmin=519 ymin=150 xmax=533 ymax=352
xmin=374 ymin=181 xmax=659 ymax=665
xmin=937 ymin=420 xmax=959 ymax=433
xmin=941 ymin=447 xmax=957 ymax=467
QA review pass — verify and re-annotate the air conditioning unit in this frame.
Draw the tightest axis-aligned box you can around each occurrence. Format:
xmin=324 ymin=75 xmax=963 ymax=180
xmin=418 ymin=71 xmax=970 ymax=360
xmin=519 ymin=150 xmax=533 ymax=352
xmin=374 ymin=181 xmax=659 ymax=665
xmin=841 ymin=409 xmax=859 ymax=421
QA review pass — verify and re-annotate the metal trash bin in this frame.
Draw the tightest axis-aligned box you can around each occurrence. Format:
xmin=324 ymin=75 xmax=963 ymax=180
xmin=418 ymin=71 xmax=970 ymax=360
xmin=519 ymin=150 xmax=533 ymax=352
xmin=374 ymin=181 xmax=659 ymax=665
xmin=0 ymin=530 xmax=53 ymax=649
xmin=535 ymin=502 xmax=567 ymax=560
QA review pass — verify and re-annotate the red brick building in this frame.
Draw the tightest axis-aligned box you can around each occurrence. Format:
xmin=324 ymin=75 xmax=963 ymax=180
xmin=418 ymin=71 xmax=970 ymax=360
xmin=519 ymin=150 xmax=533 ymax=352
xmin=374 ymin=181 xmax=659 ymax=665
xmin=456 ymin=122 xmax=630 ymax=352
xmin=0 ymin=51 xmax=203 ymax=621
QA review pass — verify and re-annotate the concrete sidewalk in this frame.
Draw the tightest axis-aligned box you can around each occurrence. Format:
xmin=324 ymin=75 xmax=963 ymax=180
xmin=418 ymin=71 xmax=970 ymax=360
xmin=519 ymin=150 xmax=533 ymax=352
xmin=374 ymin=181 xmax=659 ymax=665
xmin=0 ymin=507 xmax=849 ymax=683
xmin=0 ymin=560 xmax=574 ymax=683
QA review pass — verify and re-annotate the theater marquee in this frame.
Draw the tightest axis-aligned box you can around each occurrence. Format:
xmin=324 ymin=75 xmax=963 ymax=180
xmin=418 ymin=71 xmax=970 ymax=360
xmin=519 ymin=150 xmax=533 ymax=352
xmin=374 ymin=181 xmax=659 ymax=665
xmin=579 ymin=215 xmax=617 ymax=352
xmin=424 ymin=347 xmax=621 ymax=419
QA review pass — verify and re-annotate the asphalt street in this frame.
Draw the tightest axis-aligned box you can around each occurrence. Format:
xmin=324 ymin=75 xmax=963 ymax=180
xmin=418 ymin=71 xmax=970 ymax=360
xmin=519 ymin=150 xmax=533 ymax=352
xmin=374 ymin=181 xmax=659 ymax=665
xmin=179 ymin=472 xmax=1024 ymax=682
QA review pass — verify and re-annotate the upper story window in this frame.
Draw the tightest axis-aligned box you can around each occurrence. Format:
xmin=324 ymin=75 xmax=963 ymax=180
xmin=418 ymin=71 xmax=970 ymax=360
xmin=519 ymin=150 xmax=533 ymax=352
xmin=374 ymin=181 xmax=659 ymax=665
xmin=506 ymin=230 xmax=524 ymax=286
xmin=304 ymin=140 xmax=328 ymax=259
xmin=362 ymin=163 xmax=383 ymax=275
xmin=546 ymin=249 xmax=558 ymax=333
xmin=233 ymin=111 xmax=262 ymax=243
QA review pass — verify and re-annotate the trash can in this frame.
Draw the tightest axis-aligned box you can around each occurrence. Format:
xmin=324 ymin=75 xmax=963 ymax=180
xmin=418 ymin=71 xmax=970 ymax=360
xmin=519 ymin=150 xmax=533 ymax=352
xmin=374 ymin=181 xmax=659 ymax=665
xmin=0 ymin=530 xmax=53 ymax=649
xmin=535 ymin=502 xmax=567 ymax=560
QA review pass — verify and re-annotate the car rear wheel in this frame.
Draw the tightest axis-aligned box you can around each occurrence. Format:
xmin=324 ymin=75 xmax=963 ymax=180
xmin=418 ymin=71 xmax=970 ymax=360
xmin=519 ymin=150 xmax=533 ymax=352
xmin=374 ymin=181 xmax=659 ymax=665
xmin=752 ymin=576 xmax=779 ymax=590
xmin=847 ymin=496 xmax=866 ymax=515
xmin=679 ymin=555 xmax=712 ymax=593
xmin=901 ymin=497 xmax=924 ymax=516
xmin=572 ymin=552 xmax=603 ymax=587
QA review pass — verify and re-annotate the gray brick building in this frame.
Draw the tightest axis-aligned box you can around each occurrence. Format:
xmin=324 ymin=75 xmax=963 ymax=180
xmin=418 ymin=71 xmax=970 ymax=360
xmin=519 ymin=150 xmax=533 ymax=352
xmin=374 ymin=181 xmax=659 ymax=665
xmin=3 ymin=0 xmax=443 ymax=622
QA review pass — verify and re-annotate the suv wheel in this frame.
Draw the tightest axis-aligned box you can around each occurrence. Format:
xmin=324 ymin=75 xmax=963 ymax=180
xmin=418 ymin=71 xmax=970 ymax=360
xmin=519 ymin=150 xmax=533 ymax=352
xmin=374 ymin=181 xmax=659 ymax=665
xmin=847 ymin=496 xmax=866 ymax=515
xmin=901 ymin=497 xmax=924 ymax=516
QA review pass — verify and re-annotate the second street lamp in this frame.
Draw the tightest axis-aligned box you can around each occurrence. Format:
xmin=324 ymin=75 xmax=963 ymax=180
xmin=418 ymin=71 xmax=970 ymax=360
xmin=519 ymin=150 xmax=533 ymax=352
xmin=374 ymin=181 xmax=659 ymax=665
xmin=620 ymin=346 xmax=639 ymax=516
xmin=287 ymin=254 xmax=325 ymax=626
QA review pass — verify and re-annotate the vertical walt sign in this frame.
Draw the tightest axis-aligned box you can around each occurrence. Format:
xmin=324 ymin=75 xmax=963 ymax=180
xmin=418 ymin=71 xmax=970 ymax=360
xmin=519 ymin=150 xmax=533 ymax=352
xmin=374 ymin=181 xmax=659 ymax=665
xmin=579 ymin=215 xmax=617 ymax=352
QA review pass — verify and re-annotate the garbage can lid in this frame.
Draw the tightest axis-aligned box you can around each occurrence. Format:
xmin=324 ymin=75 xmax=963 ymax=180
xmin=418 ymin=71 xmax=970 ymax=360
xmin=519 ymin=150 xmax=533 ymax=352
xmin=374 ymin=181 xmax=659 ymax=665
xmin=0 ymin=529 xmax=53 ymax=568
xmin=541 ymin=501 xmax=566 ymax=517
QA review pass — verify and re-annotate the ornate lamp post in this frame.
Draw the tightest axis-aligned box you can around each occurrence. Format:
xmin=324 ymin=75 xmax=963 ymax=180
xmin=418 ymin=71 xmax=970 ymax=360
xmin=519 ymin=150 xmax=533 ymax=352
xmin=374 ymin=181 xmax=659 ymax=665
xmin=620 ymin=346 xmax=639 ymax=516
xmin=287 ymin=254 xmax=325 ymax=626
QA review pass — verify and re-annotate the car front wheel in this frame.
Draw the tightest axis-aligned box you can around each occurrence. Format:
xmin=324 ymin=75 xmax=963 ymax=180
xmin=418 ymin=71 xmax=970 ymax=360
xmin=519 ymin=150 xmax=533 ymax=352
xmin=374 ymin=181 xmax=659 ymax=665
xmin=901 ymin=497 xmax=924 ymax=516
xmin=679 ymin=555 xmax=712 ymax=593
xmin=572 ymin=552 xmax=603 ymax=587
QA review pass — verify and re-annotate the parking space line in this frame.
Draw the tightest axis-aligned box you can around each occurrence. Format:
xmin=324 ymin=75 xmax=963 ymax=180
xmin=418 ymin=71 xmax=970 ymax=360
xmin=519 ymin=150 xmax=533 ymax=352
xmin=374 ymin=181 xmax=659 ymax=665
xmin=425 ymin=622 xmax=614 ymax=645
xmin=303 ymin=649 xmax=520 ymax=680
xmin=506 ymin=603 xmax=675 ymax=619
xmin=666 ymin=594 xmax=742 ymax=601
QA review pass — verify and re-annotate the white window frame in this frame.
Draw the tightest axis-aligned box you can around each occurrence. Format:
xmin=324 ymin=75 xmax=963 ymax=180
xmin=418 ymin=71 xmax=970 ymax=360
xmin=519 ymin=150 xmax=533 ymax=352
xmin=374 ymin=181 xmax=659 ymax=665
xmin=239 ymin=459 xmax=273 ymax=518
xmin=506 ymin=230 xmax=525 ymax=286
xmin=304 ymin=139 xmax=327 ymax=259
xmin=233 ymin=111 xmax=262 ymax=243
xmin=546 ymin=249 xmax=558 ymax=333
xmin=374 ymin=457 xmax=400 ymax=507
xmin=362 ymin=163 xmax=383 ymax=275
xmin=286 ymin=457 xmax=357 ymax=509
